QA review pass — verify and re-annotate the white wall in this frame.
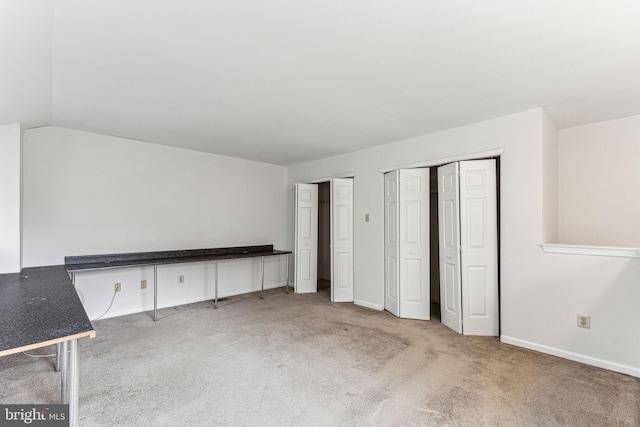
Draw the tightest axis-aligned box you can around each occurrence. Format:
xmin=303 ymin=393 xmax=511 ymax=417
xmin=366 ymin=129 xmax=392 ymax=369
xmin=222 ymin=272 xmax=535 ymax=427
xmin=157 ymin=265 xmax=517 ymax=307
xmin=0 ymin=123 xmax=22 ymax=273
xmin=542 ymin=112 xmax=558 ymax=243
xmin=558 ymin=114 xmax=640 ymax=247
xmin=288 ymin=109 xmax=640 ymax=377
xmin=72 ymin=256 xmax=288 ymax=320
xmin=23 ymin=126 xmax=289 ymax=319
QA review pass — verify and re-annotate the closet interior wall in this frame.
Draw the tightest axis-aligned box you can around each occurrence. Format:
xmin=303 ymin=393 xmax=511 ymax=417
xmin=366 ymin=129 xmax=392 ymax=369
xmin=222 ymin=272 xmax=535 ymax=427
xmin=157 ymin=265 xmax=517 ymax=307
xmin=429 ymin=168 xmax=441 ymax=316
xmin=318 ymin=181 xmax=331 ymax=282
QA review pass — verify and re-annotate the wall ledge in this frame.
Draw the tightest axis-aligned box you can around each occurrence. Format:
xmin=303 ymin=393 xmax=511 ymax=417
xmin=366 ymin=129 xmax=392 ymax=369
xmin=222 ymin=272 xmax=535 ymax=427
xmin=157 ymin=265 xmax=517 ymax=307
xmin=540 ymin=243 xmax=640 ymax=258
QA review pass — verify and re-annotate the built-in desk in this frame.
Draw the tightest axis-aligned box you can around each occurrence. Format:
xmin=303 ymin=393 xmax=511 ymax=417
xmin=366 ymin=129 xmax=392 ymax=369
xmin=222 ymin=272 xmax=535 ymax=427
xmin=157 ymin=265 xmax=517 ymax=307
xmin=65 ymin=245 xmax=292 ymax=320
xmin=0 ymin=266 xmax=95 ymax=427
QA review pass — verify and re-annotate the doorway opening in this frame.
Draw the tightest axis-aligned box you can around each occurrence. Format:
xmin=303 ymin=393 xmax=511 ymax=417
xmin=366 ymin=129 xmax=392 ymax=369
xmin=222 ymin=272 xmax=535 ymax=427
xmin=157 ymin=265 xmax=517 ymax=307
xmin=429 ymin=168 xmax=441 ymax=320
xmin=318 ymin=181 xmax=331 ymax=296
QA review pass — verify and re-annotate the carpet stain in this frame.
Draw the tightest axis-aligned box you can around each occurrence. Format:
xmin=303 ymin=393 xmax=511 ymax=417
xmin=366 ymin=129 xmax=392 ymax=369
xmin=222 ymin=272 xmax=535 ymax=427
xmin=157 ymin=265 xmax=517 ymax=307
xmin=371 ymin=398 xmax=453 ymax=426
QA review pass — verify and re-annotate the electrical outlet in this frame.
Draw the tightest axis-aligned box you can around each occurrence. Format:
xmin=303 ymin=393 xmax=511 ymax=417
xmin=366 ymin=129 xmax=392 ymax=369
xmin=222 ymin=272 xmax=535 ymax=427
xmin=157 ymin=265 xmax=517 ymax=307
xmin=114 ymin=283 xmax=122 ymax=292
xmin=177 ymin=275 xmax=185 ymax=284
xmin=365 ymin=213 xmax=370 ymax=222
xmin=140 ymin=280 xmax=147 ymax=289
xmin=577 ymin=314 xmax=590 ymax=329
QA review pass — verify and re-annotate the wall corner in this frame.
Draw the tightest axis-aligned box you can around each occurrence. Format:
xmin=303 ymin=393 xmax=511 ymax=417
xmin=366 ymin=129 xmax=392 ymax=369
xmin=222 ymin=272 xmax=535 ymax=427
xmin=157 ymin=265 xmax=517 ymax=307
xmin=540 ymin=110 xmax=559 ymax=243
xmin=0 ymin=123 xmax=23 ymax=273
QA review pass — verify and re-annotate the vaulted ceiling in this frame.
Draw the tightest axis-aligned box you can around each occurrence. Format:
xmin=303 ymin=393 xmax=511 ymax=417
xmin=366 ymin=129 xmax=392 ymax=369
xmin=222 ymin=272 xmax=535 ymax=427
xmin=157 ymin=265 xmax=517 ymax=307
xmin=2 ymin=1 xmax=640 ymax=165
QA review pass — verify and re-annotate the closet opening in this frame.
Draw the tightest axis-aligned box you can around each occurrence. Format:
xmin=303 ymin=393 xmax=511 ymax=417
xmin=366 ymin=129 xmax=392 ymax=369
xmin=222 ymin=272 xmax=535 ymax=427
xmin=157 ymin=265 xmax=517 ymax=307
xmin=428 ymin=158 xmax=501 ymax=327
xmin=384 ymin=157 xmax=501 ymax=336
xmin=429 ymin=168 xmax=441 ymax=320
xmin=317 ymin=181 xmax=331 ymax=296
xmin=294 ymin=177 xmax=354 ymax=302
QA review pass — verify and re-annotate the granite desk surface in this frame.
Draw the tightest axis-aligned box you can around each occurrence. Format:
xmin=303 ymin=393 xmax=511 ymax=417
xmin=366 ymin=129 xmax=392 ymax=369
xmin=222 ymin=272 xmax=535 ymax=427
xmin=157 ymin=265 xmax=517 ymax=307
xmin=0 ymin=265 xmax=95 ymax=356
xmin=65 ymin=244 xmax=292 ymax=272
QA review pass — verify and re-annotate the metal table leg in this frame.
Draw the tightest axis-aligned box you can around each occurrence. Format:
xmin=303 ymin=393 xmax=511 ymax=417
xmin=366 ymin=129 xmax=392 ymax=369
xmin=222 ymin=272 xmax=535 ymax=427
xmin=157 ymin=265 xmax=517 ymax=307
xmin=60 ymin=340 xmax=68 ymax=403
xmin=55 ymin=343 xmax=62 ymax=372
xmin=260 ymin=256 xmax=265 ymax=299
xmin=153 ymin=265 xmax=158 ymax=321
xmin=214 ymin=261 xmax=218 ymax=309
xmin=285 ymin=254 xmax=289 ymax=294
xmin=68 ymin=339 xmax=79 ymax=427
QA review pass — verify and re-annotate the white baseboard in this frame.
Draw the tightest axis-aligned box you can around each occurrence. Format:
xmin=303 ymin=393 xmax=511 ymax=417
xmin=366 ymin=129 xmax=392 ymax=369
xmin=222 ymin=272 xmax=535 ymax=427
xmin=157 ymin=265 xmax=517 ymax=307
xmin=500 ymin=335 xmax=640 ymax=378
xmin=354 ymin=299 xmax=383 ymax=311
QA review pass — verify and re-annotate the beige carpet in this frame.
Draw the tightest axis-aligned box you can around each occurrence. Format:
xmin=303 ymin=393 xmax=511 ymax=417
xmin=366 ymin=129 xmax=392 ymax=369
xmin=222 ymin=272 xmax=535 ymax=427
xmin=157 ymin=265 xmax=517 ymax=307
xmin=1 ymin=288 xmax=638 ymax=426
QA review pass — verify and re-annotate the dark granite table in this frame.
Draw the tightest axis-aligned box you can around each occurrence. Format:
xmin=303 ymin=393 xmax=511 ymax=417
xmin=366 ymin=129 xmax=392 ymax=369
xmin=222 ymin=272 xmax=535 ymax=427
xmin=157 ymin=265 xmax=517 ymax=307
xmin=0 ymin=265 xmax=95 ymax=427
xmin=65 ymin=245 xmax=292 ymax=320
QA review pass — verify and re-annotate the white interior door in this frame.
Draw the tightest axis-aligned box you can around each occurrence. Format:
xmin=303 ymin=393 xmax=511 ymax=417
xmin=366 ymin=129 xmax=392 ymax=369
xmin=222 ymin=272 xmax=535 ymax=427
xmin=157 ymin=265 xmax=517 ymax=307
xmin=438 ymin=162 xmax=463 ymax=333
xmin=294 ymin=183 xmax=318 ymax=293
xmin=459 ymin=159 xmax=498 ymax=336
xmin=384 ymin=171 xmax=400 ymax=316
xmin=398 ymin=168 xmax=430 ymax=320
xmin=331 ymin=178 xmax=354 ymax=302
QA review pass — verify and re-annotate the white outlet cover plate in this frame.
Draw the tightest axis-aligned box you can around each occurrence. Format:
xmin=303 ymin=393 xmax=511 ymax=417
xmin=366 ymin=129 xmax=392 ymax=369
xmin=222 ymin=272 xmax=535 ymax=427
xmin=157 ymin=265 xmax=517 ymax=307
xmin=577 ymin=314 xmax=591 ymax=329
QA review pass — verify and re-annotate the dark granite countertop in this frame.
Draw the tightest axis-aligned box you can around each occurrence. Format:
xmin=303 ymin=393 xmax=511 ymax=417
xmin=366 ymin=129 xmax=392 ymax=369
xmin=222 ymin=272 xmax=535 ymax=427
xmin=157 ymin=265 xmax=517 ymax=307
xmin=65 ymin=245 xmax=292 ymax=272
xmin=0 ymin=265 xmax=95 ymax=356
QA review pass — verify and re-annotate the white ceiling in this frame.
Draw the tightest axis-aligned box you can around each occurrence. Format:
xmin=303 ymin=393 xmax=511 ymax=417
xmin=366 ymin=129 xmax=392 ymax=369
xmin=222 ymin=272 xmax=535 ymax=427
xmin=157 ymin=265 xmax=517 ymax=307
xmin=2 ymin=1 xmax=640 ymax=166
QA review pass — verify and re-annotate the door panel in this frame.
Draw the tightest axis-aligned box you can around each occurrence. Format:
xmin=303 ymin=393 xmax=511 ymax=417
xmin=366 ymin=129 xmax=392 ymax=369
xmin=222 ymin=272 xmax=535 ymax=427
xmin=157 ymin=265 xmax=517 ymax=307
xmin=294 ymin=183 xmax=318 ymax=293
xmin=298 ymin=249 xmax=312 ymax=280
xmin=460 ymin=159 xmax=498 ymax=336
xmin=331 ymin=178 xmax=354 ymax=302
xmin=384 ymin=171 xmax=400 ymax=316
xmin=467 ymin=266 xmax=487 ymax=316
xmin=398 ymin=168 xmax=430 ymax=320
xmin=466 ymin=199 xmax=486 ymax=248
xmin=443 ymin=262 xmax=458 ymax=312
xmin=405 ymin=259 xmax=421 ymax=301
xmin=438 ymin=162 xmax=462 ymax=333
xmin=300 ymin=207 xmax=312 ymax=238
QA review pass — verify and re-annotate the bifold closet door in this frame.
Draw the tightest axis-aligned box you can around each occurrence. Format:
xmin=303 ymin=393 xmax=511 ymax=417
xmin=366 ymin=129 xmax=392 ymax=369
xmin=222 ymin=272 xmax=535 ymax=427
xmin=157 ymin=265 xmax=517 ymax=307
xmin=438 ymin=159 xmax=498 ymax=336
xmin=459 ymin=160 xmax=498 ymax=336
xmin=398 ymin=169 xmax=430 ymax=320
xmin=384 ymin=171 xmax=400 ymax=316
xmin=331 ymin=178 xmax=354 ymax=302
xmin=294 ymin=183 xmax=318 ymax=293
xmin=438 ymin=162 xmax=463 ymax=333
xmin=385 ymin=169 xmax=430 ymax=320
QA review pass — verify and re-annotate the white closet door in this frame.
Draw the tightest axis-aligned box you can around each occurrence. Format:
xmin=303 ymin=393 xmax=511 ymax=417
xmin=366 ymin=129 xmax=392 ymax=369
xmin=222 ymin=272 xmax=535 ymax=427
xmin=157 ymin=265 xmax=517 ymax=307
xmin=398 ymin=168 xmax=430 ymax=320
xmin=331 ymin=178 xmax=354 ymax=302
xmin=384 ymin=171 xmax=400 ymax=316
xmin=438 ymin=162 xmax=463 ymax=334
xmin=460 ymin=159 xmax=498 ymax=336
xmin=294 ymin=183 xmax=318 ymax=294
